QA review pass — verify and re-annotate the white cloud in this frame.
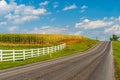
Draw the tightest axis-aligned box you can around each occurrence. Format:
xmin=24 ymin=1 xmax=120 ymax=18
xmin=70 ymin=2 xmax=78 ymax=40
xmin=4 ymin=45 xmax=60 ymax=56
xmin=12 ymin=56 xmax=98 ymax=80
xmin=15 ymin=16 xmax=38 ymax=24
xmin=53 ymin=2 xmax=58 ymax=8
xmin=83 ymin=19 xmax=90 ymax=22
xmin=25 ymin=26 xmax=67 ymax=34
xmin=8 ymin=26 xmax=18 ymax=31
xmin=80 ymin=5 xmax=88 ymax=13
xmin=104 ymin=25 xmax=120 ymax=34
xmin=63 ymin=4 xmax=77 ymax=11
xmin=0 ymin=0 xmax=7 ymax=7
xmin=0 ymin=0 xmax=48 ymax=24
xmin=75 ymin=18 xmax=114 ymax=29
xmin=81 ymin=5 xmax=88 ymax=9
xmin=39 ymin=1 xmax=49 ymax=6
xmin=74 ymin=16 xmax=120 ymax=40
xmin=0 ymin=0 xmax=11 ymax=15
xmin=75 ymin=19 xmax=110 ymax=29
xmin=23 ymin=7 xmax=47 ymax=15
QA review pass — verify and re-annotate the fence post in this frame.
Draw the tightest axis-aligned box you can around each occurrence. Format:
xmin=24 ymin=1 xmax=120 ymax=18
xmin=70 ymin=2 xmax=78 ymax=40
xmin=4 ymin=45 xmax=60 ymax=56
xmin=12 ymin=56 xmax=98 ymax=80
xmin=48 ymin=47 xmax=52 ymax=58
xmin=31 ymin=49 xmax=33 ymax=57
xmin=13 ymin=49 xmax=15 ymax=61
xmin=38 ymin=48 xmax=40 ymax=56
xmin=23 ymin=49 xmax=26 ymax=60
xmin=58 ymin=45 xmax=59 ymax=51
xmin=56 ymin=46 xmax=58 ymax=51
xmin=43 ymin=48 xmax=45 ymax=55
xmin=54 ymin=46 xmax=56 ymax=52
xmin=51 ymin=47 xmax=53 ymax=53
xmin=60 ymin=44 xmax=62 ymax=50
xmin=0 ymin=50 xmax=2 ymax=62
xmin=47 ymin=47 xmax=49 ymax=54
xmin=51 ymin=46 xmax=53 ymax=52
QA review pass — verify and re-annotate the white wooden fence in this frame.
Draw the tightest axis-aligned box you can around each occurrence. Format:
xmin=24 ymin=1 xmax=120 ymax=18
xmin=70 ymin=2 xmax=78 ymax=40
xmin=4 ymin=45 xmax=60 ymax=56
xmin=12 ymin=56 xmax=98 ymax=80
xmin=0 ymin=43 xmax=66 ymax=62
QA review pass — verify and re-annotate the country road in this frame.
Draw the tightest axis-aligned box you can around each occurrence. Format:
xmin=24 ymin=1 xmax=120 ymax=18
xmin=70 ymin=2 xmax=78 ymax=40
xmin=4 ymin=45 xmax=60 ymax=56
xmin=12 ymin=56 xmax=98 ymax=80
xmin=0 ymin=42 xmax=115 ymax=80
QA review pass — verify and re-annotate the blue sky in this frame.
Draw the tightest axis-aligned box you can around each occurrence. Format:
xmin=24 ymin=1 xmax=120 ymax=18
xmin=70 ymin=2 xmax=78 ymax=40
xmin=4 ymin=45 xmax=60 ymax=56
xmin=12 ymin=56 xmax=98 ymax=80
xmin=0 ymin=0 xmax=120 ymax=40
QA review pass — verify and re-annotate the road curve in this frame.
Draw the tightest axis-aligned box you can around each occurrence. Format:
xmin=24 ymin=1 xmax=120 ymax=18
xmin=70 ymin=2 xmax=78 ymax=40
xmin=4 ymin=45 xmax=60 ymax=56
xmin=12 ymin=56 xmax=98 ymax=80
xmin=0 ymin=42 xmax=115 ymax=80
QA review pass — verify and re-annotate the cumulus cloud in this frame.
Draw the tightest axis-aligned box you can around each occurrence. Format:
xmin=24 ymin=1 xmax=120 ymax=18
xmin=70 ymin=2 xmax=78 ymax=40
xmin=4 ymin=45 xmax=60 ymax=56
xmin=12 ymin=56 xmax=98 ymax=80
xmin=63 ymin=4 xmax=77 ymax=11
xmin=105 ymin=25 xmax=120 ymax=34
xmin=0 ymin=0 xmax=47 ymax=24
xmin=75 ymin=19 xmax=110 ymax=29
xmin=74 ymin=16 xmax=120 ymax=40
xmin=75 ymin=18 xmax=114 ymax=29
xmin=0 ymin=0 xmax=12 ymax=16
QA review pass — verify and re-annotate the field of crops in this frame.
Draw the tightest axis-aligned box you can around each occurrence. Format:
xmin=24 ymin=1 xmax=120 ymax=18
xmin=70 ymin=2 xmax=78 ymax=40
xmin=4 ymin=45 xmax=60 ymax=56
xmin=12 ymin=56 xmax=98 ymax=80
xmin=0 ymin=34 xmax=86 ymax=50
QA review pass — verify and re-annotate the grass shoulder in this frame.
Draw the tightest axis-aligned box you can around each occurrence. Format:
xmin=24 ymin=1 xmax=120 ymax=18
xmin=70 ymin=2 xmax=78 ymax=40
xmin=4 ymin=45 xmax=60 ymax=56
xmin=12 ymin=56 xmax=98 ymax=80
xmin=112 ymin=41 xmax=120 ymax=80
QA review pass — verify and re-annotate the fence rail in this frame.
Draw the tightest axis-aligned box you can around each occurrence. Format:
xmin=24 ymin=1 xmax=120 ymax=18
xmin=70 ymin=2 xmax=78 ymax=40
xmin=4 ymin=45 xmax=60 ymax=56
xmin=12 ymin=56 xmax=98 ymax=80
xmin=0 ymin=43 xmax=66 ymax=62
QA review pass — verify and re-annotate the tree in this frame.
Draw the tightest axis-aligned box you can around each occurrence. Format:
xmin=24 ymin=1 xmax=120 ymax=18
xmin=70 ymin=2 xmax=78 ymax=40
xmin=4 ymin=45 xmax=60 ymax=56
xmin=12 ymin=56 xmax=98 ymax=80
xmin=110 ymin=34 xmax=119 ymax=41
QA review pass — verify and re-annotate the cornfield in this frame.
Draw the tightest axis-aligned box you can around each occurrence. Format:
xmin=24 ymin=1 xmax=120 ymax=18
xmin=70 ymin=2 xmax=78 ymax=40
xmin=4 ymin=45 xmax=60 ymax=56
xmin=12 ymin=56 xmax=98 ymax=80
xmin=0 ymin=34 xmax=90 ymax=50
xmin=0 ymin=34 xmax=84 ymax=44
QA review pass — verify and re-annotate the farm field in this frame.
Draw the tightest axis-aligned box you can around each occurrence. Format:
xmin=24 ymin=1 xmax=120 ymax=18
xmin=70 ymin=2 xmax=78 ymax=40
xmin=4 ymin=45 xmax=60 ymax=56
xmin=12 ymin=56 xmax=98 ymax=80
xmin=0 ymin=34 xmax=98 ymax=69
xmin=112 ymin=41 xmax=120 ymax=80
xmin=0 ymin=34 xmax=84 ymax=50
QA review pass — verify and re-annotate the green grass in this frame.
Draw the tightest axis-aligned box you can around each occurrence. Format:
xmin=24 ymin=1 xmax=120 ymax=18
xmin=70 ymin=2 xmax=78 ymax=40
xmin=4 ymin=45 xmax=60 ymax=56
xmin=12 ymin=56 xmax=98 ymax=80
xmin=112 ymin=41 xmax=120 ymax=80
xmin=0 ymin=39 xmax=98 ymax=70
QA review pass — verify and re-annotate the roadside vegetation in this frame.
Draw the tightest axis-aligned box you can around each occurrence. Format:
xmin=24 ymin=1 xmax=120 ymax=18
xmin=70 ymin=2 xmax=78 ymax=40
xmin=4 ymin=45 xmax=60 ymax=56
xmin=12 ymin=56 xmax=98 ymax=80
xmin=113 ymin=41 xmax=120 ymax=80
xmin=0 ymin=34 xmax=98 ymax=69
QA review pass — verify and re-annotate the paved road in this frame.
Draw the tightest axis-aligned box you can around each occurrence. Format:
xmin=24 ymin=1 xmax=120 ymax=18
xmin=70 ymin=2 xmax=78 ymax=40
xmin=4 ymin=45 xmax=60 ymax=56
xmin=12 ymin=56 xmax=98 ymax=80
xmin=0 ymin=42 xmax=115 ymax=80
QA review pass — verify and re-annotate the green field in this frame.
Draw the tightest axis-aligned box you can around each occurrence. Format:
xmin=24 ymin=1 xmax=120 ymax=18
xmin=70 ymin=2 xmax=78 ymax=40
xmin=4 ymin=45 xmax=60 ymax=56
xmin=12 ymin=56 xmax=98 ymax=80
xmin=0 ymin=34 xmax=98 ymax=69
xmin=113 ymin=41 xmax=120 ymax=80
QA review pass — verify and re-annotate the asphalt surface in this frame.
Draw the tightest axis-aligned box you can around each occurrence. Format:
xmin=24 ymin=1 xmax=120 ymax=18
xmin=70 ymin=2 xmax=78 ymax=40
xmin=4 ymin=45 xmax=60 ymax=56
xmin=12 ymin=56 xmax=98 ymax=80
xmin=0 ymin=42 xmax=115 ymax=80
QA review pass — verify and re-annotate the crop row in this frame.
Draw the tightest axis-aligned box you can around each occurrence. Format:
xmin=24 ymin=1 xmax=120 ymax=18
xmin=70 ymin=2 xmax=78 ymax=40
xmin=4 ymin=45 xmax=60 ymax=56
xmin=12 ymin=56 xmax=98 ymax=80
xmin=0 ymin=34 xmax=84 ymax=45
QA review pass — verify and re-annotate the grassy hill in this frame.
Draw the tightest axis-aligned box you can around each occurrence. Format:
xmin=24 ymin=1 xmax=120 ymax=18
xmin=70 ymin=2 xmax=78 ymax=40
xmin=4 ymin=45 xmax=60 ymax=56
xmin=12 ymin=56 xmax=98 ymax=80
xmin=0 ymin=34 xmax=98 ymax=69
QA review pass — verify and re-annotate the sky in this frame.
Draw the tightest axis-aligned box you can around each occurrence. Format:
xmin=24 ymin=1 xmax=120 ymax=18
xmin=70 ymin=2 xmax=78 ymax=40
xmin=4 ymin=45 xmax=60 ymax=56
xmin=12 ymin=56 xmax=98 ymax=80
xmin=0 ymin=0 xmax=120 ymax=40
